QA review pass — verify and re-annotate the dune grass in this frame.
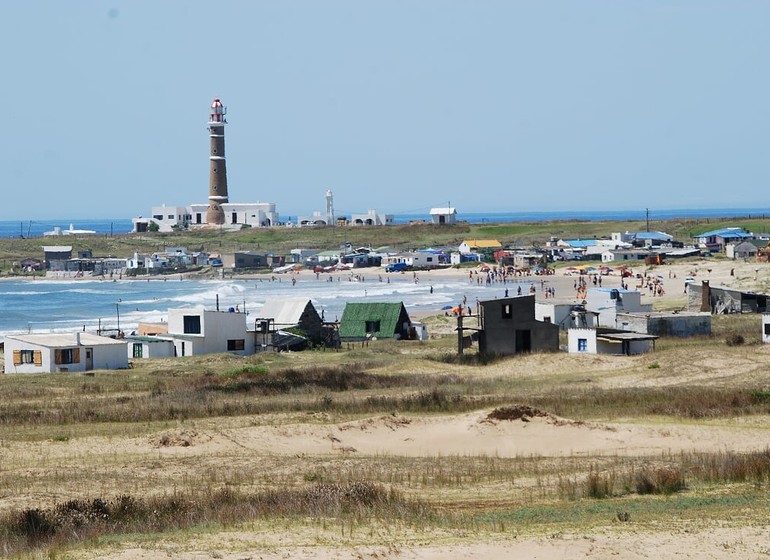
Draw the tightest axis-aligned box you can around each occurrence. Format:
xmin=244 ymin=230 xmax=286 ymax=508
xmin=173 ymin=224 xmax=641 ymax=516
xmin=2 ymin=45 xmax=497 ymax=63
xmin=1 ymin=312 xmax=770 ymax=556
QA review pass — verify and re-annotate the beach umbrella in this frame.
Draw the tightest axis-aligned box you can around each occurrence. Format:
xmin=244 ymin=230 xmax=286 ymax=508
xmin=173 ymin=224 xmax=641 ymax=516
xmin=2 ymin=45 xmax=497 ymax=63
xmin=441 ymin=305 xmax=453 ymax=310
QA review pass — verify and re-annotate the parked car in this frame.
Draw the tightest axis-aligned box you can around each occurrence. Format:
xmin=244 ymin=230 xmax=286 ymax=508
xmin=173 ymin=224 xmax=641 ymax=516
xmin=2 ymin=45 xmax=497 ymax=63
xmin=385 ymin=262 xmax=409 ymax=272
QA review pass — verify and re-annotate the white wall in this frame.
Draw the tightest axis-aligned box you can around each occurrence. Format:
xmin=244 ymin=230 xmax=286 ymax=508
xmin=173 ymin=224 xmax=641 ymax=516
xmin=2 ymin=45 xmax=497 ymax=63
xmin=5 ymin=335 xmax=128 ymax=374
xmin=585 ymin=288 xmax=651 ymax=327
xmin=168 ymin=308 xmax=252 ymax=356
xmin=763 ymin=314 xmax=770 ymax=344
xmin=567 ymin=328 xmax=597 ymax=354
xmin=127 ymin=339 xmax=176 ymax=359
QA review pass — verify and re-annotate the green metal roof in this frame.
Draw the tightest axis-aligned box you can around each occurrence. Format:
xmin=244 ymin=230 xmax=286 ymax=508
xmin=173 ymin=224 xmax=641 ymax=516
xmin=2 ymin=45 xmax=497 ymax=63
xmin=338 ymin=302 xmax=409 ymax=340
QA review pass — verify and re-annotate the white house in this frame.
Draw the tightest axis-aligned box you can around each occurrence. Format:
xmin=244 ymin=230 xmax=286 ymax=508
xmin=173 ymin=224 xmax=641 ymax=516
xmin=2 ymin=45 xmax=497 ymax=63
xmin=350 ymin=209 xmax=394 ymax=226
xmin=126 ymin=336 xmax=176 ymax=360
xmin=762 ymin=314 xmax=770 ymax=344
xmin=429 ymin=207 xmax=457 ymax=225
xmin=584 ymin=287 xmax=652 ymax=327
xmin=568 ymin=328 xmax=657 ymax=355
xmin=167 ymin=308 xmax=254 ymax=357
xmin=127 ymin=252 xmax=147 ymax=269
xmin=4 ymin=333 xmax=128 ymax=374
xmin=535 ymin=302 xmax=597 ymax=330
xmin=134 ymin=202 xmax=279 ymax=233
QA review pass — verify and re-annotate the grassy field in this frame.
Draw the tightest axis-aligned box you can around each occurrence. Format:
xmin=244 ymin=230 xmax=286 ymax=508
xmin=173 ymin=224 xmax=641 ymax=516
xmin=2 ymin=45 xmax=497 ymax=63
xmin=0 ymin=312 xmax=769 ymax=557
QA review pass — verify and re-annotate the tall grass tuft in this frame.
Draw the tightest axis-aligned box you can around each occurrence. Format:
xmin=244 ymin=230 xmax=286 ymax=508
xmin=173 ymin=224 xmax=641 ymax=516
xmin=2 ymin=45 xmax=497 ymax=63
xmin=634 ymin=467 xmax=686 ymax=495
xmin=0 ymin=483 xmax=428 ymax=557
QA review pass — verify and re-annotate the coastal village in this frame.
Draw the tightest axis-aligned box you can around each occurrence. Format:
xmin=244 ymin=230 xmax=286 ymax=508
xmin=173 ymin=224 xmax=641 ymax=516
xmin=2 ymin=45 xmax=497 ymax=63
xmin=6 ymin=100 xmax=770 ymax=373
xmin=4 ymin=99 xmax=770 ymax=560
xmin=6 ymin=219 xmax=770 ymax=374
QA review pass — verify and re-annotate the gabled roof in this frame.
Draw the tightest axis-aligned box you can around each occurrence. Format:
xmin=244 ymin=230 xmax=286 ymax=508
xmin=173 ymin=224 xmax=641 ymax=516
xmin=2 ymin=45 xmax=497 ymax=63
xmin=633 ymin=231 xmax=673 ymax=241
xmin=461 ymin=239 xmax=502 ymax=249
xmin=258 ymin=298 xmax=318 ymax=328
xmin=430 ymin=207 xmax=457 ymax=214
xmin=563 ymin=239 xmax=597 ymax=248
xmin=695 ymin=227 xmax=753 ymax=239
xmin=338 ymin=302 xmax=410 ymax=340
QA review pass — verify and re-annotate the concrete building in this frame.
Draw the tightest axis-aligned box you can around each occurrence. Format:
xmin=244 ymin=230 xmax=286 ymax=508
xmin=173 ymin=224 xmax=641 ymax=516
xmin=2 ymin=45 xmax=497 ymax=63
xmin=763 ymin=314 xmax=770 ymax=344
xmin=221 ymin=252 xmax=268 ymax=270
xmin=615 ymin=311 xmax=712 ymax=337
xmin=42 ymin=246 xmax=72 ymax=270
xmin=429 ymin=207 xmax=457 ymax=225
xmin=350 ymin=210 xmax=394 ymax=226
xmin=477 ymin=295 xmax=559 ymax=356
xmin=536 ymin=302 xmax=597 ymax=330
xmin=126 ymin=336 xmax=176 ymax=360
xmin=167 ymin=308 xmax=254 ymax=357
xmin=585 ymin=287 xmax=652 ymax=327
xmin=4 ymin=333 xmax=128 ymax=374
xmin=687 ymin=281 xmax=770 ymax=314
xmin=568 ymin=328 xmax=657 ymax=355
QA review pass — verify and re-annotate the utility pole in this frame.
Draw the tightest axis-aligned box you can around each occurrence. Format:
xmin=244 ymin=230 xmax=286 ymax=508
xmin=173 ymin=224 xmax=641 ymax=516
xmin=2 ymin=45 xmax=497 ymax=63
xmin=646 ymin=208 xmax=650 ymax=232
xmin=456 ymin=306 xmax=464 ymax=355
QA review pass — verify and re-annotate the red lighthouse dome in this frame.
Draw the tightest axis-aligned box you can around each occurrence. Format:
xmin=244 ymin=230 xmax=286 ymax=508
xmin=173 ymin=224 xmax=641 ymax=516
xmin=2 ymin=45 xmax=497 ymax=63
xmin=209 ymin=98 xmax=226 ymax=123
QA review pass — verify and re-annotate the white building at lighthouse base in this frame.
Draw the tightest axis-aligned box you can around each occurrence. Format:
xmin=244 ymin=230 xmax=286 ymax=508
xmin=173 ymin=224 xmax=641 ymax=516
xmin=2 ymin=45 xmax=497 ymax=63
xmin=133 ymin=202 xmax=279 ymax=233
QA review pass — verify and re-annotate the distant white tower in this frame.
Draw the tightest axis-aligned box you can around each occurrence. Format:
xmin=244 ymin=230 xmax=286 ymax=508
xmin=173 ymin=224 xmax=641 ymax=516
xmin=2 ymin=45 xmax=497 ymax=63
xmin=325 ymin=190 xmax=335 ymax=226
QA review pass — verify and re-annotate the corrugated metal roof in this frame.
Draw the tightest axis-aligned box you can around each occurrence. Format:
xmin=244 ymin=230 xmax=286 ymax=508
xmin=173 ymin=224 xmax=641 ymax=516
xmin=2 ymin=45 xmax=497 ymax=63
xmin=258 ymin=298 xmax=316 ymax=328
xmin=338 ymin=302 xmax=409 ymax=340
xmin=564 ymin=239 xmax=597 ymax=248
xmin=633 ymin=231 xmax=673 ymax=241
xmin=696 ymin=227 xmax=753 ymax=239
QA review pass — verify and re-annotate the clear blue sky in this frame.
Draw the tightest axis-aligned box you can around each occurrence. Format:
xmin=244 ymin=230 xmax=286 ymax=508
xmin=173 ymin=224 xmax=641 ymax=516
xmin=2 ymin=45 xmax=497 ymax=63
xmin=2 ymin=1 xmax=769 ymax=220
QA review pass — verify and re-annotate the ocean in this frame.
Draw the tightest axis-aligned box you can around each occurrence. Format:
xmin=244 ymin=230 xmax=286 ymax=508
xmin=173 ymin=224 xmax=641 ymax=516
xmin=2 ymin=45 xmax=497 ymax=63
xmin=3 ymin=207 xmax=770 ymax=239
xmin=0 ymin=272 xmax=521 ymax=342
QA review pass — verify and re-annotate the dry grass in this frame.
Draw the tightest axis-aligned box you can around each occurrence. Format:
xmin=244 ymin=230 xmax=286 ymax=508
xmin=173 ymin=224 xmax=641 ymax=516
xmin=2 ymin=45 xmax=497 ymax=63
xmin=2 ymin=314 xmax=770 ymax=556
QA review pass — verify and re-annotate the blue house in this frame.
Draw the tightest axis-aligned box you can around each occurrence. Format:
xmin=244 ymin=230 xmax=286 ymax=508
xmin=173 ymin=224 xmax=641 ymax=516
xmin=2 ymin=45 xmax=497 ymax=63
xmin=693 ymin=228 xmax=754 ymax=251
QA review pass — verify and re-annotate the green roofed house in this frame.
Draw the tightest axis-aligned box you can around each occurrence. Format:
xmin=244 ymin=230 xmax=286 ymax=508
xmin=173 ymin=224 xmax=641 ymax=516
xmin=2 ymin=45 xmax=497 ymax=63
xmin=338 ymin=302 xmax=412 ymax=342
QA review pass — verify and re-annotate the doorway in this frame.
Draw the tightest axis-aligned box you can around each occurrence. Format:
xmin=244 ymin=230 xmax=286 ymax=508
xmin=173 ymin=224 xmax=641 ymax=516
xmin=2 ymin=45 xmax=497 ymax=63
xmin=515 ymin=330 xmax=531 ymax=353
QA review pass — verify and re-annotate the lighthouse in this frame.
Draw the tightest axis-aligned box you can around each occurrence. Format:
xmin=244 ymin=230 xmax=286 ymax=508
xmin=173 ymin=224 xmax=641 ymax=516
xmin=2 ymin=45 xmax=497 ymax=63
xmin=206 ymin=98 xmax=229 ymax=225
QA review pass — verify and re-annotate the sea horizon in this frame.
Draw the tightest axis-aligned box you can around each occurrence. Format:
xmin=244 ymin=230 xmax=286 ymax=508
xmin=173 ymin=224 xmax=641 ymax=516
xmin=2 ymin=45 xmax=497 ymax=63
xmin=2 ymin=207 xmax=770 ymax=239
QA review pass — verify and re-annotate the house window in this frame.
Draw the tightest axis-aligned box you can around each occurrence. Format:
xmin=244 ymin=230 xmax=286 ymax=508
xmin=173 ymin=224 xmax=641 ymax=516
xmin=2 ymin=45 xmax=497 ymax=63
xmin=227 ymin=339 xmax=245 ymax=351
xmin=55 ymin=348 xmax=76 ymax=364
xmin=578 ymin=338 xmax=588 ymax=352
xmin=133 ymin=343 xmax=143 ymax=358
xmin=183 ymin=315 xmax=201 ymax=334
xmin=20 ymin=350 xmax=35 ymax=364
xmin=167 ymin=214 xmax=173 ymax=219
xmin=427 ymin=257 xmax=433 ymax=262
xmin=543 ymin=316 xmax=551 ymax=323
xmin=765 ymin=323 xmax=770 ymax=336
xmin=502 ymin=304 xmax=512 ymax=319
xmin=365 ymin=320 xmax=380 ymax=333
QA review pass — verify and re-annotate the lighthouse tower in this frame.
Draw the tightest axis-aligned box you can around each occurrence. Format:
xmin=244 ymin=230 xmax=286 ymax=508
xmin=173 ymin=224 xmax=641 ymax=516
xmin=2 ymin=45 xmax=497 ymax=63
xmin=206 ymin=98 xmax=229 ymax=225
xmin=325 ymin=189 xmax=335 ymax=226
